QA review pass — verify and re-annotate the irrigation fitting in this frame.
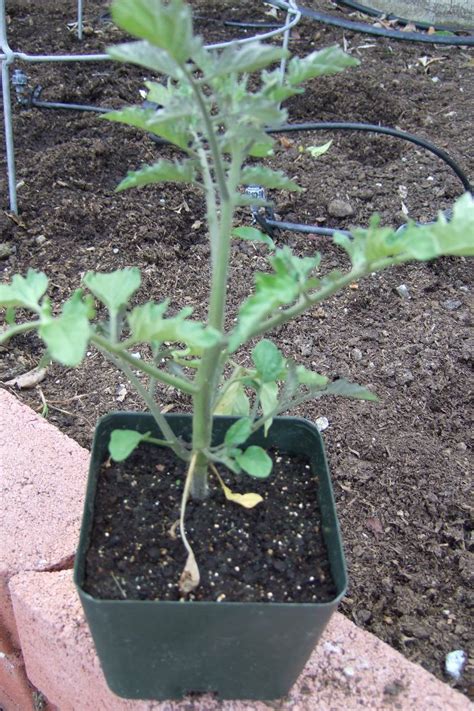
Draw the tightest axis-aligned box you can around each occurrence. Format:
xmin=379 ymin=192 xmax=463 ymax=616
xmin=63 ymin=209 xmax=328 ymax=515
xmin=11 ymin=68 xmax=29 ymax=106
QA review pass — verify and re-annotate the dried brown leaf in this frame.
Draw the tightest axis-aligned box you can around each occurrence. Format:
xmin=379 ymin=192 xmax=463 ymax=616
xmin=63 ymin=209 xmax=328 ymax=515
xmin=6 ymin=367 xmax=47 ymax=389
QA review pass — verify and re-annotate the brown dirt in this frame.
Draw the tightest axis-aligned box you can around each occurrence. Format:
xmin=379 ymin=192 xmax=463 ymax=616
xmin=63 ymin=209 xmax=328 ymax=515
xmin=1 ymin=0 xmax=473 ymax=699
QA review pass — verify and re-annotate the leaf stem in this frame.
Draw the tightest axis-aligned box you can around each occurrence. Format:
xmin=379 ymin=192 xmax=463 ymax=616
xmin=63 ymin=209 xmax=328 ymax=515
xmin=91 ymin=332 xmax=198 ymax=395
xmin=94 ymin=343 xmax=189 ymax=461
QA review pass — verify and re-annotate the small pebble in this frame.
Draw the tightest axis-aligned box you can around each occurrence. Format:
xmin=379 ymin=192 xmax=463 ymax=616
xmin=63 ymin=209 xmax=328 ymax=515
xmin=316 ymin=416 xmax=329 ymax=432
xmin=442 ymin=299 xmax=462 ymax=311
xmin=445 ymin=650 xmax=467 ymax=681
xmin=35 ymin=234 xmax=47 ymax=245
xmin=351 ymin=347 xmax=363 ymax=362
xmin=395 ymin=284 xmax=410 ymax=299
xmin=327 ymin=198 xmax=354 ymax=218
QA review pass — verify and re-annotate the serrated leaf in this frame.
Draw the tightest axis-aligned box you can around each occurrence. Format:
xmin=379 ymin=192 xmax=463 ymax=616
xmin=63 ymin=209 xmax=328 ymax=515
xmin=287 ymin=45 xmax=359 ymax=85
xmin=214 ymin=381 xmax=250 ymax=416
xmin=401 ymin=193 xmax=474 ymax=260
xmin=252 ymin=339 xmax=285 ymax=382
xmin=111 ymin=0 xmax=198 ymax=63
xmin=236 ymin=446 xmax=272 ymax=478
xmin=108 ymin=40 xmax=182 ymax=79
xmin=296 ymin=366 xmax=328 ymax=388
xmin=103 ymin=106 xmax=191 ymax=150
xmin=241 ymin=166 xmax=301 ymax=192
xmin=116 ymin=159 xmax=196 ymax=192
xmin=128 ymin=302 xmax=220 ymax=350
xmin=0 ymin=270 xmax=48 ymax=310
xmin=109 ymin=429 xmax=149 ymax=461
xmin=39 ymin=291 xmax=91 ymax=366
xmin=229 ymin=247 xmax=321 ymax=352
xmin=210 ymin=43 xmax=287 ymax=77
xmin=232 ymin=226 xmax=275 ymax=250
xmin=224 ymin=418 xmax=252 ymax=447
xmin=84 ymin=268 xmax=141 ymax=315
xmin=326 ymin=378 xmax=378 ymax=401
xmin=145 ymin=80 xmax=172 ymax=106
xmin=260 ymin=381 xmax=278 ymax=436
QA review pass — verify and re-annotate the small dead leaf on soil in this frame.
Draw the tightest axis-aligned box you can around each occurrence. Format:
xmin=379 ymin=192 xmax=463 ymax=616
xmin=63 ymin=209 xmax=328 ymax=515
xmin=365 ymin=517 xmax=384 ymax=538
xmin=6 ymin=366 xmax=47 ymax=389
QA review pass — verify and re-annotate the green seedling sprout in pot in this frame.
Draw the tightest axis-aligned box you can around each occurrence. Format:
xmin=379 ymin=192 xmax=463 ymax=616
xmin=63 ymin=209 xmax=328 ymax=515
xmin=1 ymin=0 xmax=473 ymax=593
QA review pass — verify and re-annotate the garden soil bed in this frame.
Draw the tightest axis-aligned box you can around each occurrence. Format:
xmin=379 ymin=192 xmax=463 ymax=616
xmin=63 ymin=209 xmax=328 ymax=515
xmin=1 ymin=0 xmax=473 ymax=700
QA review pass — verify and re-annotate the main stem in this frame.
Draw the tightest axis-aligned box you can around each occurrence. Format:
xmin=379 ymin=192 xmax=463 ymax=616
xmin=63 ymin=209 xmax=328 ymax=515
xmin=191 ymin=195 xmax=234 ymax=498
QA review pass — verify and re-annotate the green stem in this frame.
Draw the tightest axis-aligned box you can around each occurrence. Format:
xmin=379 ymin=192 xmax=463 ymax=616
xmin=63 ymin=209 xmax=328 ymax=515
xmin=0 ymin=320 xmax=41 ymax=344
xmin=190 ymin=152 xmax=242 ymax=499
xmin=96 ymin=345 xmax=189 ymax=461
xmin=91 ymin=332 xmax=198 ymax=395
xmin=181 ymin=63 xmax=229 ymax=201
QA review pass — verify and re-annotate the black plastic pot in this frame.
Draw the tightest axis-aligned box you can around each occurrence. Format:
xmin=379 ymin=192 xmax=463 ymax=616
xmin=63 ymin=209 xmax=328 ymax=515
xmin=74 ymin=413 xmax=347 ymax=700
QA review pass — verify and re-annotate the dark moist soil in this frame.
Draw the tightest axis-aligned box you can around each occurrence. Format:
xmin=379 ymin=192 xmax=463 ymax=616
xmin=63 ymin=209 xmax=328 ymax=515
xmin=84 ymin=445 xmax=337 ymax=603
xmin=1 ymin=0 xmax=473 ymax=698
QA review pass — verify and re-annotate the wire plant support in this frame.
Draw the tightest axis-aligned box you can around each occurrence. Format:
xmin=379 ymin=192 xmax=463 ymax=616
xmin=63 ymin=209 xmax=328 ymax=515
xmin=0 ymin=0 xmax=301 ymax=213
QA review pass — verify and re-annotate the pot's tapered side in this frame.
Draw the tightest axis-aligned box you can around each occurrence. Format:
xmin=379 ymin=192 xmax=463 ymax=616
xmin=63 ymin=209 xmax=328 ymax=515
xmin=74 ymin=413 xmax=347 ymax=700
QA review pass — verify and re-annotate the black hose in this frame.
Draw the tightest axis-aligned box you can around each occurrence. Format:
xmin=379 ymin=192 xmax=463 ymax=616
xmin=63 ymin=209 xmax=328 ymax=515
xmin=289 ymin=3 xmax=474 ymax=45
xmin=256 ymin=121 xmax=471 ymax=238
xmin=268 ymin=122 xmax=472 ymax=193
xmin=31 ymin=98 xmax=111 ymax=113
xmin=334 ymin=0 xmax=465 ymax=32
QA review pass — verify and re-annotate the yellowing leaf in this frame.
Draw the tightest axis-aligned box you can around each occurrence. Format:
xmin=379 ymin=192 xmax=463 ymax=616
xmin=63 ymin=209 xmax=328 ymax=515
xmin=210 ymin=462 xmax=263 ymax=509
xmin=221 ymin=483 xmax=263 ymax=509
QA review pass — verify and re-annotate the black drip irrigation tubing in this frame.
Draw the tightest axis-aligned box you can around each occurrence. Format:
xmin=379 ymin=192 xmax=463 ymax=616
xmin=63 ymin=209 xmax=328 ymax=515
xmin=256 ymin=122 xmax=472 ymax=238
xmin=294 ymin=3 xmax=474 ymax=45
xmin=334 ymin=0 xmax=467 ymax=32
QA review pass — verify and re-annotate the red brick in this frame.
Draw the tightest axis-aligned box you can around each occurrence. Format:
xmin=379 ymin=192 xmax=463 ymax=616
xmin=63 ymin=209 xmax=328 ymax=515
xmin=0 ymin=390 xmax=89 ymax=647
xmin=0 ymin=650 xmax=35 ymax=711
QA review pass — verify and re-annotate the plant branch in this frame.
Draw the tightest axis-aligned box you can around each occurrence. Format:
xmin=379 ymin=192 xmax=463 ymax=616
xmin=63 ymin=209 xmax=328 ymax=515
xmin=246 ymin=253 xmax=410 ymax=343
xmin=94 ymin=343 xmax=189 ymax=461
xmin=0 ymin=320 xmax=42 ymax=344
xmin=91 ymin=332 xmax=198 ymax=395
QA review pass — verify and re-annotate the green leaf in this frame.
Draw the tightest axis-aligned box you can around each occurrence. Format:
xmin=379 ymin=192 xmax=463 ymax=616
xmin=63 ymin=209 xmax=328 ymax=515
xmin=236 ymin=446 xmax=272 ymax=478
xmin=260 ymin=381 xmax=278 ymax=436
xmin=224 ymin=418 xmax=253 ymax=447
xmin=401 ymin=193 xmax=474 ymax=260
xmin=39 ymin=291 xmax=91 ymax=366
xmin=103 ymin=106 xmax=192 ymax=150
xmin=214 ymin=381 xmax=250 ymax=416
xmin=111 ymin=0 xmax=198 ymax=63
xmin=326 ymin=378 xmax=378 ymax=401
xmin=210 ymin=43 xmax=287 ymax=77
xmin=306 ymin=140 xmax=332 ymax=158
xmin=108 ymin=41 xmax=182 ymax=79
xmin=0 ymin=270 xmax=48 ymax=310
xmin=116 ymin=159 xmax=196 ymax=192
xmin=128 ymin=302 xmax=220 ymax=350
xmin=287 ymin=45 xmax=359 ymax=85
xmin=145 ymin=80 xmax=172 ymax=106
xmin=252 ymin=339 xmax=285 ymax=382
xmin=232 ymin=226 xmax=275 ymax=250
xmin=241 ymin=166 xmax=301 ymax=192
xmin=296 ymin=366 xmax=329 ymax=388
xmin=84 ymin=268 xmax=141 ymax=316
xmin=109 ymin=429 xmax=149 ymax=461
